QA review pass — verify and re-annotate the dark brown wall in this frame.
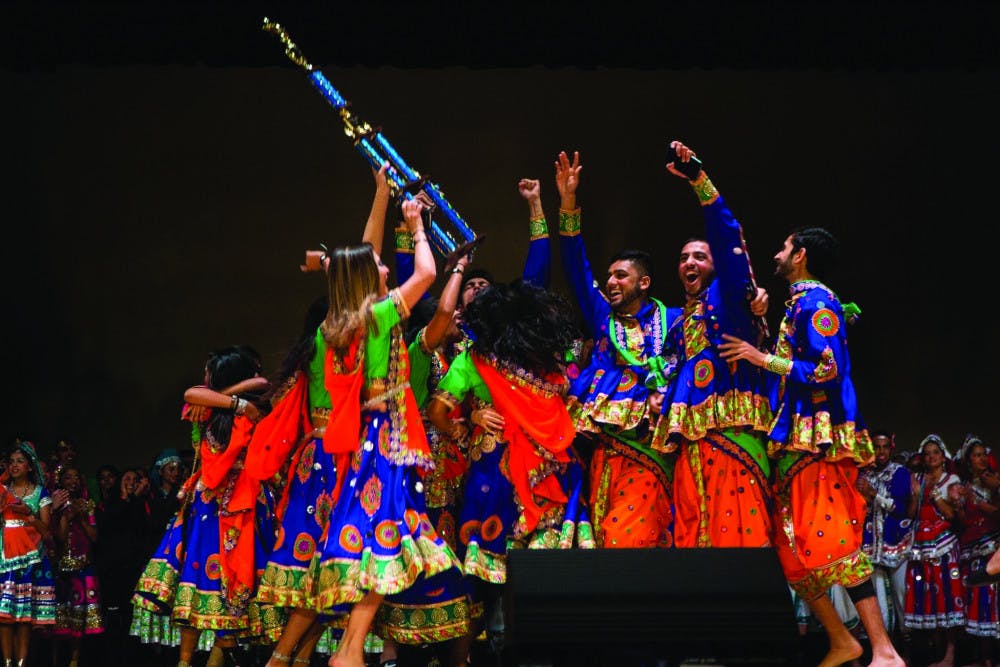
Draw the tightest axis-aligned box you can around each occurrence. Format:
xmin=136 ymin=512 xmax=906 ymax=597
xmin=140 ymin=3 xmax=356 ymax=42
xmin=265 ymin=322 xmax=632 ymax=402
xmin=4 ymin=61 xmax=997 ymax=472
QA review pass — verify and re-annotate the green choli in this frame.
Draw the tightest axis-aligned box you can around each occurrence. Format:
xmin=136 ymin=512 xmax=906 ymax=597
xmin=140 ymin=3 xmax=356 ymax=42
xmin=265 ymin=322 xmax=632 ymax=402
xmin=307 ymin=295 xmax=407 ymax=409
xmin=436 ymin=351 xmax=493 ymax=405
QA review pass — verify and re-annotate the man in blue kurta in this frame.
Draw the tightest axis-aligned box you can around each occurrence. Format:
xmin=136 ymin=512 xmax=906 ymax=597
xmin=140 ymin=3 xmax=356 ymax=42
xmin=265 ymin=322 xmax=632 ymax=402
xmin=858 ymin=429 xmax=914 ymax=636
xmin=653 ymin=141 xmax=775 ymax=548
xmin=719 ymin=227 xmax=903 ymax=667
xmin=555 ymin=150 xmax=680 ymax=548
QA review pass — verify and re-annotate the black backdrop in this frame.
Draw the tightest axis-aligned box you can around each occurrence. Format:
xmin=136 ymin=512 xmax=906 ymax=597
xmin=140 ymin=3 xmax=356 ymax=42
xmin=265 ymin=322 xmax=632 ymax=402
xmin=4 ymin=2 xmax=998 ymax=472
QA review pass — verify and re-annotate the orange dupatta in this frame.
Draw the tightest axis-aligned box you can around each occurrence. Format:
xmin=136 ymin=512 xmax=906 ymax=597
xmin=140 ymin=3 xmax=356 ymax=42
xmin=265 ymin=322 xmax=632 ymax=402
xmin=245 ymin=372 xmax=312 ymax=482
xmin=321 ymin=338 xmax=364 ymax=504
xmin=471 ymin=355 xmax=574 ymax=533
xmin=199 ymin=416 xmax=259 ymax=605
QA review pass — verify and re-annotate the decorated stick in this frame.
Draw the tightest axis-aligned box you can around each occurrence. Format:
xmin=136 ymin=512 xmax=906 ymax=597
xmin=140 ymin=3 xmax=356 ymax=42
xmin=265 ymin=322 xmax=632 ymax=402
xmin=737 ymin=228 xmax=771 ymax=343
xmin=261 ymin=18 xmax=476 ymax=257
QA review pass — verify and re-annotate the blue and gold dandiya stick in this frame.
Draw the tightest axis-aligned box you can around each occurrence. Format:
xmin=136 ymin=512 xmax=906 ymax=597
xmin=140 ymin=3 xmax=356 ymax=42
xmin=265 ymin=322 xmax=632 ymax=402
xmin=262 ymin=18 xmax=477 ymax=257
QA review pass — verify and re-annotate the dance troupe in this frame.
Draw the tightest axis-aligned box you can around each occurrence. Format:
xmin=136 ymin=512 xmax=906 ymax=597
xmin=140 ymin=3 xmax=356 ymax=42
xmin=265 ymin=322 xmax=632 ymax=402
xmin=2 ymin=141 xmax=924 ymax=667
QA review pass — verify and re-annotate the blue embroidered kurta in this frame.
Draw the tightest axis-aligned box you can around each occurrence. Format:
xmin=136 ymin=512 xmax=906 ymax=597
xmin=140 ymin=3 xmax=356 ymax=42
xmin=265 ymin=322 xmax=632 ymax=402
xmin=767 ymin=280 xmax=873 ymax=464
xmin=654 ymin=183 xmax=773 ymax=452
xmin=861 ymin=462 xmax=913 ymax=569
xmin=558 ymin=209 xmax=681 ymax=446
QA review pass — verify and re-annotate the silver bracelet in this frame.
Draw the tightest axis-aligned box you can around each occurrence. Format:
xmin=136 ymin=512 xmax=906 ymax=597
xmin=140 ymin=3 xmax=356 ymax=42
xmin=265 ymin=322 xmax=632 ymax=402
xmin=234 ymin=398 xmax=249 ymax=416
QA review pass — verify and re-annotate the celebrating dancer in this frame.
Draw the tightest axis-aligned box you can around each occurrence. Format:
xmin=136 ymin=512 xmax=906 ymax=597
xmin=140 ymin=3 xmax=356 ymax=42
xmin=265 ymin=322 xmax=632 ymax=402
xmin=719 ymin=227 xmax=903 ymax=667
xmin=305 ymin=192 xmax=462 ymax=667
xmin=52 ymin=464 xmax=103 ymax=667
xmin=133 ymin=346 xmax=283 ymax=667
xmin=427 ymin=278 xmax=594 ymax=661
xmin=655 ymin=140 xmax=773 ymax=548
xmin=903 ymin=435 xmax=965 ymax=667
xmin=554 ymin=150 xmax=678 ymax=549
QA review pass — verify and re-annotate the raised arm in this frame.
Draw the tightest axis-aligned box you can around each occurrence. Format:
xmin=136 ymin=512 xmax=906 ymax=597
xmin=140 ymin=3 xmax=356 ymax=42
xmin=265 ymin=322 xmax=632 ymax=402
xmin=554 ymin=150 xmax=609 ymax=335
xmin=423 ymin=245 xmax=474 ymax=351
xmin=361 ymin=162 xmax=392 ymax=255
xmin=519 ymin=178 xmax=551 ymax=288
xmin=667 ymin=141 xmax=759 ymax=330
xmin=396 ymin=198 xmax=436 ymax=310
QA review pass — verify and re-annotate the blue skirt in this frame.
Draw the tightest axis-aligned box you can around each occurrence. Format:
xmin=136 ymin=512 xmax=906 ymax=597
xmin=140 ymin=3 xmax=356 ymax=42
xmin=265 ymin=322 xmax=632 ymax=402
xmin=133 ymin=479 xmax=285 ymax=640
xmin=458 ymin=439 xmax=595 ymax=585
xmin=311 ymin=409 xmax=461 ymax=612
xmin=257 ymin=438 xmax=337 ymax=610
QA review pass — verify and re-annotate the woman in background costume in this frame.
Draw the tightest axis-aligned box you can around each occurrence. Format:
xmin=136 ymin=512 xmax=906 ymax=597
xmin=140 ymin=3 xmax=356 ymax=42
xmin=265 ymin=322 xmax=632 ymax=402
xmin=0 ymin=441 xmax=56 ymax=667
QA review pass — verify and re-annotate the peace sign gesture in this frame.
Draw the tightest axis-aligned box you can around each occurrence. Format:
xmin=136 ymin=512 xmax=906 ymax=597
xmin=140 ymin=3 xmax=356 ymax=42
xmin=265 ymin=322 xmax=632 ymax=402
xmin=554 ymin=150 xmax=582 ymax=210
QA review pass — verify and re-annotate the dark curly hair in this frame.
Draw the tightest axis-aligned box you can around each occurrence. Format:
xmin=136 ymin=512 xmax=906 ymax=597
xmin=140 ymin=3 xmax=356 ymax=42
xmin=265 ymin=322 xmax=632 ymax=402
xmin=205 ymin=345 xmax=264 ymax=448
xmin=462 ymin=280 xmax=581 ymax=377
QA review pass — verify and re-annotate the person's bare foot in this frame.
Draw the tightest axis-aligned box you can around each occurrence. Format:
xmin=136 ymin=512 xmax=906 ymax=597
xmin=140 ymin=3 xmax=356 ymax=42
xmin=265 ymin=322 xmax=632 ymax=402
xmin=869 ymin=653 xmax=906 ymax=667
xmin=818 ymin=635 xmax=863 ymax=667
xmin=328 ymin=653 xmax=365 ymax=667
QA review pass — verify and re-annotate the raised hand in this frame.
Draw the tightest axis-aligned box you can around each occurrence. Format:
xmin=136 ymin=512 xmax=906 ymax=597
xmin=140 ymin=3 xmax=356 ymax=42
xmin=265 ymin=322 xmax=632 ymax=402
xmin=401 ymin=198 xmax=426 ymax=233
xmin=444 ymin=235 xmax=485 ymax=274
xmin=665 ymin=140 xmax=702 ymax=180
xmin=554 ymin=150 xmax=582 ymax=209
xmin=372 ymin=161 xmax=392 ymax=197
xmin=518 ymin=178 xmax=541 ymax=202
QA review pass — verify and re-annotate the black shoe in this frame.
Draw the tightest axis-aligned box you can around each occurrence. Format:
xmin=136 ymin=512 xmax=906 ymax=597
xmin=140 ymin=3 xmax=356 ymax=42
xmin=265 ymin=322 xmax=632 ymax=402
xmin=966 ymin=567 xmax=1000 ymax=586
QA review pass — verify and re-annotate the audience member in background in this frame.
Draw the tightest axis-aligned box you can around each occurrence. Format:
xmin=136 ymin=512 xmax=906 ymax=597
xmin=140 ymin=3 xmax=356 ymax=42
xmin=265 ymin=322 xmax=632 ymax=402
xmin=96 ymin=465 xmax=152 ymax=666
xmin=145 ymin=449 xmax=182 ymax=554
xmin=955 ymin=435 xmax=1000 ymax=667
xmin=95 ymin=465 xmax=120 ymax=508
xmin=52 ymin=464 xmax=103 ymax=667
xmin=904 ymin=434 xmax=965 ymax=667
xmin=858 ymin=430 xmax=915 ymax=645
xmin=0 ymin=441 xmax=57 ymax=667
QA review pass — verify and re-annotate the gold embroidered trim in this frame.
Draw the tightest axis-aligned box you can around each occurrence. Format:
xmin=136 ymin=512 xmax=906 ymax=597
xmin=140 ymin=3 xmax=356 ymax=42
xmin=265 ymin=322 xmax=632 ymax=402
xmin=690 ymin=173 xmax=719 ymax=206
xmin=558 ymin=208 xmax=581 ymax=236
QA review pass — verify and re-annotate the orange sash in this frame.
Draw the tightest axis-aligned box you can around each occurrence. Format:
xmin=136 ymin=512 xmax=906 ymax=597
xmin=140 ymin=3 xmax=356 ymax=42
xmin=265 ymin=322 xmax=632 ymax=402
xmin=245 ymin=372 xmax=311 ymax=482
xmin=322 ymin=339 xmax=364 ymax=502
xmin=472 ymin=355 xmax=573 ymax=533
xmin=199 ymin=416 xmax=258 ymax=604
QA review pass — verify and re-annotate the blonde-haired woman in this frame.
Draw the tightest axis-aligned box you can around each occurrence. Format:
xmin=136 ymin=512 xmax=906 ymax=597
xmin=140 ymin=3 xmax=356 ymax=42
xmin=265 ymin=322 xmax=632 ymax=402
xmin=262 ymin=162 xmax=458 ymax=667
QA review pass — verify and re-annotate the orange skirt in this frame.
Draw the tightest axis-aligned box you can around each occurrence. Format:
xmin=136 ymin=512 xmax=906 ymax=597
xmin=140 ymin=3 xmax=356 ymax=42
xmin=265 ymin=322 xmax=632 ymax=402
xmin=672 ymin=431 xmax=772 ymax=548
xmin=773 ymin=455 xmax=873 ymax=600
xmin=589 ymin=442 xmax=672 ymax=548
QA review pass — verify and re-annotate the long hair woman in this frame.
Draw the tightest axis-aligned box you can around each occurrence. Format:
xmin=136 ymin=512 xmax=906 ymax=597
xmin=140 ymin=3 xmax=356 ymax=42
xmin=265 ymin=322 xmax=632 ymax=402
xmin=0 ymin=441 xmax=56 ymax=667
xmin=303 ymin=189 xmax=464 ymax=667
xmin=132 ymin=345 xmax=282 ymax=667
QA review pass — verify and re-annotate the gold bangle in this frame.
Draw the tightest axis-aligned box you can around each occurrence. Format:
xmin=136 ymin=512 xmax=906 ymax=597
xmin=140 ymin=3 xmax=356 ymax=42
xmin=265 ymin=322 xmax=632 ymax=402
xmin=764 ymin=353 xmax=792 ymax=376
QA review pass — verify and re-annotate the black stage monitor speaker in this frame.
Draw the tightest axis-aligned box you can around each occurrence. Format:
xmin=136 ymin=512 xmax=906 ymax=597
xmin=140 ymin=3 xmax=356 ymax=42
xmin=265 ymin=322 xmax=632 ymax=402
xmin=505 ymin=548 xmax=798 ymax=666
